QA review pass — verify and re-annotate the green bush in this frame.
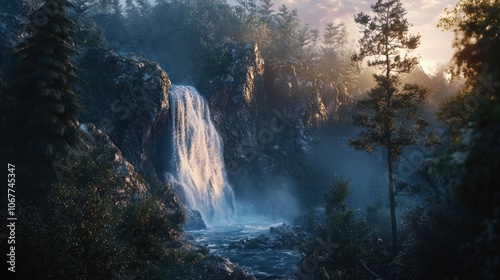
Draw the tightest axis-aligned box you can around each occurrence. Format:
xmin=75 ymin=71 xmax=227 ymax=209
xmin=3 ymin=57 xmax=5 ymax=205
xmin=299 ymin=177 xmax=373 ymax=279
xmin=121 ymin=195 xmax=184 ymax=258
xmin=18 ymin=152 xmax=132 ymax=279
xmin=394 ymin=204 xmax=474 ymax=280
xmin=17 ymin=148 xmax=189 ymax=279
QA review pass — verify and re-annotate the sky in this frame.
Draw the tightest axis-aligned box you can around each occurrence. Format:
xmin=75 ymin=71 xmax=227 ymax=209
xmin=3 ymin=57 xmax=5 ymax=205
xmin=269 ymin=0 xmax=458 ymax=74
xmin=134 ymin=0 xmax=458 ymax=74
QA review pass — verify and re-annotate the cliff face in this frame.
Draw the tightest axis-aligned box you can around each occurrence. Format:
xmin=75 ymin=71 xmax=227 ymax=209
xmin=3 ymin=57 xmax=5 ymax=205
xmin=73 ymin=41 xmax=328 ymax=218
xmin=79 ymin=123 xmax=148 ymax=205
xmin=199 ymin=42 xmax=329 ymax=211
xmin=201 ymin=42 xmax=266 ymax=178
xmin=76 ymin=48 xmax=171 ymax=170
xmin=75 ymin=48 xmax=206 ymax=228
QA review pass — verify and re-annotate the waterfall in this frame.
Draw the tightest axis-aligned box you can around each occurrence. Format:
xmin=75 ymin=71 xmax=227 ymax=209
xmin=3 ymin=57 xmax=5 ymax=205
xmin=168 ymin=85 xmax=236 ymax=225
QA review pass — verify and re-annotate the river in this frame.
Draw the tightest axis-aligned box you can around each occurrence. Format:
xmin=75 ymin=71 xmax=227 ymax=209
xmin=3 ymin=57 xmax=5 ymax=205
xmin=188 ymin=221 xmax=301 ymax=279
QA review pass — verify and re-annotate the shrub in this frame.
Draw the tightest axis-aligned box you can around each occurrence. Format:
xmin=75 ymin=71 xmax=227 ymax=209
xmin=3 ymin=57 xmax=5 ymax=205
xmin=299 ymin=177 xmax=372 ymax=279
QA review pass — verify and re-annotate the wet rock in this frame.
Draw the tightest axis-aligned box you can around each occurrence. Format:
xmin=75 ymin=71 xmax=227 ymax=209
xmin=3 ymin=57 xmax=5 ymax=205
xmin=253 ymin=272 xmax=284 ymax=280
xmin=180 ymin=232 xmax=195 ymax=241
xmin=200 ymin=42 xmax=327 ymax=214
xmin=184 ymin=209 xmax=207 ymax=230
xmin=270 ymin=223 xmax=294 ymax=235
xmin=201 ymin=41 xmax=265 ymax=179
xmin=193 ymin=255 xmax=249 ymax=280
xmin=161 ymin=177 xmax=206 ymax=230
xmin=79 ymin=123 xmax=182 ymax=217
xmin=229 ymin=223 xmax=309 ymax=251
xmin=170 ymin=240 xmax=209 ymax=256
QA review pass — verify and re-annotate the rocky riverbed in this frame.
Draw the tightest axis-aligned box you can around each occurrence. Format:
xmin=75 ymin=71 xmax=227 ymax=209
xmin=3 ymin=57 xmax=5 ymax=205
xmin=188 ymin=222 xmax=306 ymax=279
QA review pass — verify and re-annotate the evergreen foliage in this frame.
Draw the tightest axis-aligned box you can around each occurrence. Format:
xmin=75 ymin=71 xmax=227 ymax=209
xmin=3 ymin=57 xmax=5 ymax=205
xmin=438 ymin=0 xmax=500 ymax=145
xmin=72 ymin=0 xmax=114 ymax=16
xmin=439 ymin=0 xmax=500 ymax=82
xmin=300 ymin=177 xmax=391 ymax=279
xmin=349 ymin=0 xmax=433 ymax=249
xmin=2 ymin=0 xmax=499 ymax=278
xmin=0 ymin=0 xmax=26 ymax=14
xmin=11 ymin=0 xmax=82 ymax=190
xmin=18 ymin=140 xmax=190 ymax=279
xmin=394 ymin=204 xmax=475 ymax=280
xmin=393 ymin=1 xmax=500 ymax=279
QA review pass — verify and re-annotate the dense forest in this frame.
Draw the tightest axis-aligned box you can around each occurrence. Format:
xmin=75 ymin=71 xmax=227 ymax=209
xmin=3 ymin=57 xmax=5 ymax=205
xmin=0 ymin=0 xmax=499 ymax=279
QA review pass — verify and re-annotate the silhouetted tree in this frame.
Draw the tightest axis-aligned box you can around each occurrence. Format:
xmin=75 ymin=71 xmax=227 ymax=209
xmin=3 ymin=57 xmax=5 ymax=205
xmin=11 ymin=0 xmax=82 ymax=194
xmin=275 ymin=4 xmax=300 ymax=60
xmin=439 ymin=1 xmax=500 ymax=278
xmin=439 ymin=0 xmax=500 ymax=83
xmin=319 ymin=22 xmax=358 ymax=103
xmin=350 ymin=0 xmax=430 ymax=250
xmin=259 ymin=0 xmax=274 ymax=18
xmin=299 ymin=177 xmax=389 ymax=279
xmin=438 ymin=0 xmax=500 ymax=143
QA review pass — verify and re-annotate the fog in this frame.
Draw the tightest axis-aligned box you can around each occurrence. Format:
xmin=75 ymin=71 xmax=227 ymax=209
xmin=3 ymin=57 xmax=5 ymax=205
xmin=233 ymin=177 xmax=301 ymax=223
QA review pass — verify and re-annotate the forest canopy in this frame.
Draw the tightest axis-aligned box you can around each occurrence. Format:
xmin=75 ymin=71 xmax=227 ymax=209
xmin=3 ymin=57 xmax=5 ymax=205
xmin=0 ymin=0 xmax=498 ymax=279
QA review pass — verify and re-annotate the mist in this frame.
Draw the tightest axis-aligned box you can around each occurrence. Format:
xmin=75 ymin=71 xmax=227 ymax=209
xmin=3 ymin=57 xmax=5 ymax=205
xmin=2 ymin=0 xmax=498 ymax=279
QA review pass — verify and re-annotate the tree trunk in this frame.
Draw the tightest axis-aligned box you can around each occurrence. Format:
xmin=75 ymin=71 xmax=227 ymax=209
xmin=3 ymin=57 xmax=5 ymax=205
xmin=388 ymin=144 xmax=398 ymax=251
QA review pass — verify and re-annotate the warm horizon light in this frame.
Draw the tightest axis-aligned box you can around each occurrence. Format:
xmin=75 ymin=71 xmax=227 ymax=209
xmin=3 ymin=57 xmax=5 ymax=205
xmin=271 ymin=0 xmax=456 ymax=74
xmin=133 ymin=0 xmax=458 ymax=74
xmin=223 ymin=0 xmax=457 ymax=74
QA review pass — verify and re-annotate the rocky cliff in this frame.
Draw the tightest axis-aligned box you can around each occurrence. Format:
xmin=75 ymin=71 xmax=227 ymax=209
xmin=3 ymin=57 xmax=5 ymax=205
xmin=198 ymin=42 xmax=329 ymax=210
xmin=76 ymin=48 xmax=171 ymax=170
xmin=79 ymin=123 xmax=148 ymax=205
xmin=75 ymin=48 xmax=208 ymax=229
xmin=72 ymin=41 xmax=328 ymax=219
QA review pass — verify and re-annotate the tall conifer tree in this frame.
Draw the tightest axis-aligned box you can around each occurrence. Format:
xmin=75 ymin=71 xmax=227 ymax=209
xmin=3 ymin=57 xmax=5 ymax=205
xmin=350 ymin=0 xmax=430 ymax=249
xmin=12 ymin=0 xmax=82 ymax=189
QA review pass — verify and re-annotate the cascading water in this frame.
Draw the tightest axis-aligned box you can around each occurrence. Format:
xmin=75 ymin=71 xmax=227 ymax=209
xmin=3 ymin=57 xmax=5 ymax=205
xmin=168 ymin=85 xmax=236 ymax=225
xmin=168 ymin=86 xmax=300 ymax=278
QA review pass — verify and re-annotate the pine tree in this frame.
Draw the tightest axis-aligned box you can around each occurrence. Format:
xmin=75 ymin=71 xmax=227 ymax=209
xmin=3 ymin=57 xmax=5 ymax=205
xmin=259 ymin=0 xmax=274 ymax=18
xmin=135 ymin=0 xmax=152 ymax=15
xmin=439 ymin=2 xmax=500 ymax=276
xmin=12 ymin=0 xmax=82 ymax=189
xmin=349 ymin=0 xmax=430 ymax=249
xmin=111 ymin=0 xmax=122 ymax=16
xmin=323 ymin=22 xmax=347 ymax=50
xmin=275 ymin=4 xmax=300 ymax=60
xmin=320 ymin=23 xmax=348 ymax=82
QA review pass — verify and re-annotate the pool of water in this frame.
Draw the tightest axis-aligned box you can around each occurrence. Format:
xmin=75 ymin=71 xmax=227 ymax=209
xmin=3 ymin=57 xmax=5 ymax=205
xmin=188 ymin=221 xmax=301 ymax=279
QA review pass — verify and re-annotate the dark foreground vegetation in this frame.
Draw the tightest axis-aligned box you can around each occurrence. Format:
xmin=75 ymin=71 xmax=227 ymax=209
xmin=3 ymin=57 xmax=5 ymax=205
xmin=0 ymin=0 xmax=499 ymax=279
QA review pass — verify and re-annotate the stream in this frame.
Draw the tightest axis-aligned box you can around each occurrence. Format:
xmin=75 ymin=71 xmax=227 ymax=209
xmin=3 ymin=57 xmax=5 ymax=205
xmin=188 ymin=221 xmax=301 ymax=279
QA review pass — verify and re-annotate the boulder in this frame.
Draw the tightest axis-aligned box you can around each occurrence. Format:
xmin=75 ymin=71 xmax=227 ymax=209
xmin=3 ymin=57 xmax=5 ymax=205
xmin=169 ymin=239 xmax=209 ymax=256
xmin=270 ymin=223 xmax=294 ymax=235
xmin=228 ymin=223 xmax=309 ymax=251
xmin=180 ymin=232 xmax=196 ymax=241
xmin=77 ymin=48 xmax=171 ymax=170
xmin=184 ymin=209 xmax=207 ymax=231
xmin=193 ymin=255 xmax=249 ymax=280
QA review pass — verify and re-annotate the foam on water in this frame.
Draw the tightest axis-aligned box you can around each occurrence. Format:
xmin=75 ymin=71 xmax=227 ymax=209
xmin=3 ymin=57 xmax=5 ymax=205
xmin=168 ymin=85 xmax=236 ymax=225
